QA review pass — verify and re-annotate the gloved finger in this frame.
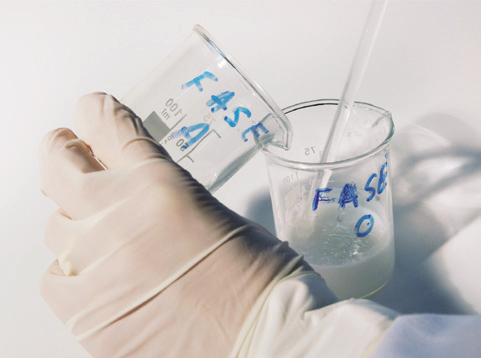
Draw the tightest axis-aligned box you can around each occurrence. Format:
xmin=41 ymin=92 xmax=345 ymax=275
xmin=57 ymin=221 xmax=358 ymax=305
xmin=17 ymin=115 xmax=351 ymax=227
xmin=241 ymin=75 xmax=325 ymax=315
xmin=40 ymin=259 xmax=83 ymax=324
xmin=74 ymin=92 xmax=170 ymax=169
xmin=43 ymin=208 xmax=103 ymax=277
xmin=43 ymin=173 xmax=195 ymax=277
xmin=43 ymin=209 xmax=76 ymax=275
xmin=39 ymin=127 xmax=105 ymax=219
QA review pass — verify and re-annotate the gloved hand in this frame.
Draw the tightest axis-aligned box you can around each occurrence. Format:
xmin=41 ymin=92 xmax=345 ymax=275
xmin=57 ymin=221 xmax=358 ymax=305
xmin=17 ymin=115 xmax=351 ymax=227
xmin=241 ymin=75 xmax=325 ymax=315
xmin=38 ymin=93 xmax=325 ymax=357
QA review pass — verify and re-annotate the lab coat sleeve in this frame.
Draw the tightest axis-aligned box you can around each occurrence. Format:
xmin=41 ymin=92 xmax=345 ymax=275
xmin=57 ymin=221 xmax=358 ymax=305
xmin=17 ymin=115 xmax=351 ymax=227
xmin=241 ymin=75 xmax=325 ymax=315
xmin=370 ymin=313 xmax=481 ymax=358
xmin=232 ymin=267 xmax=481 ymax=358
xmin=231 ymin=269 xmax=398 ymax=358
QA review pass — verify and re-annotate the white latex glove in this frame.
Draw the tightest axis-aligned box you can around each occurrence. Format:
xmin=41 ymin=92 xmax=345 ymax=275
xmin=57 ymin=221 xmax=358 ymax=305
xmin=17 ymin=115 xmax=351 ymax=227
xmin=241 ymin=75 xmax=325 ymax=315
xmin=38 ymin=93 xmax=334 ymax=357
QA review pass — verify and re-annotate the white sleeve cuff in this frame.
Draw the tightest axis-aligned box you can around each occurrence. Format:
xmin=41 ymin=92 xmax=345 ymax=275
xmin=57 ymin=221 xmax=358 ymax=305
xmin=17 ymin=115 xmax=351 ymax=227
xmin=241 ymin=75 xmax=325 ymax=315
xmin=370 ymin=314 xmax=481 ymax=358
xmin=233 ymin=270 xmax=397 ymax=358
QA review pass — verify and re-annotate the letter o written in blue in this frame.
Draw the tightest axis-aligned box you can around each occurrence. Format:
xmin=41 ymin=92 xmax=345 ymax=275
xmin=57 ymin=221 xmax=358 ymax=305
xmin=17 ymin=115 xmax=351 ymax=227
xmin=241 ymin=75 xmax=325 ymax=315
xmin=355 ymin=214 xmax=374 ymax=238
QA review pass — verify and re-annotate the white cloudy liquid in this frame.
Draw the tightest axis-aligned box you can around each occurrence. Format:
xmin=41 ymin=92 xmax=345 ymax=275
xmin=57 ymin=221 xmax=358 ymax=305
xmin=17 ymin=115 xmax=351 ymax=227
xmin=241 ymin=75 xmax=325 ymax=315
xmin=310 ymin=233 xmax=394 ymax=299
xmin=283 ymin=206 xmax=394 ymax=300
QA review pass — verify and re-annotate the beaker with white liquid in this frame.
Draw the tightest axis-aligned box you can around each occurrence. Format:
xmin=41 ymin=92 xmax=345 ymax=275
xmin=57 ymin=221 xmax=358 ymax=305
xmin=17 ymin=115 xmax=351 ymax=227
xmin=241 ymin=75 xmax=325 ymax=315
xmin=262 ymin=99 xmax=395 ymax=299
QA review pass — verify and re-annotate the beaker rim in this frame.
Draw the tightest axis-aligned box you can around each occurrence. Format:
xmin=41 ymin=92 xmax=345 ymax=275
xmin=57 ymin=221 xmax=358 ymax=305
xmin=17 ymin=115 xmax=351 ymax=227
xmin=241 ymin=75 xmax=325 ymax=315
xmin=193 ymin=24 xmax=292 ymax=149
xmin=262 ymin=99 xmax=395 ymax=170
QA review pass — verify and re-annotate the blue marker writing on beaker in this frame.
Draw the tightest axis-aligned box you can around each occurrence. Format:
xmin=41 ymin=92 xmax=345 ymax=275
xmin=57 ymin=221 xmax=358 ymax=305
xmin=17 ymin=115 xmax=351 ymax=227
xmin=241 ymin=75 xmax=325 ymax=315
xmin=355 ymin=214 xmax=374 ymax=237
xmin=378 ymin=161 xmax=388 ymax=194
xmin=170 ymin=126 xmax=189 ymax=139
xmin=241 ymin=122 xmax=269 ymax=142
xmin=224 ymin=107 xmax=251 ymax=127
xmin=365 ymin=173 xmax=378 ymax=202
xmin=338 ymin=183 xmax=359 ymax=209
xmin=178 ymin=123 xmax=210 ymax=150
xmin=181 ymin=71 xmax=218 ymax=92
xmin=178 ymin=72 xmax=270 ymax=148
xmin=311 ymin=158 xmax=389 ymax=238
xmin=312 ymin=188 xmax=335 ymax=211
xmin=207 ymin=91 xmax=235 ymax=113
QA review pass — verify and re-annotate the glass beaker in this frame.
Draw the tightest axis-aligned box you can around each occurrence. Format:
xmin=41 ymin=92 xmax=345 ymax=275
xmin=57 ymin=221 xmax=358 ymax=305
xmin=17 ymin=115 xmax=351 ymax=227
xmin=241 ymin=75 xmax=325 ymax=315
xmin=122 ymin=25 xmax=291 ymax=192
xmin=262 ymin=99 xmax=395 ymax=299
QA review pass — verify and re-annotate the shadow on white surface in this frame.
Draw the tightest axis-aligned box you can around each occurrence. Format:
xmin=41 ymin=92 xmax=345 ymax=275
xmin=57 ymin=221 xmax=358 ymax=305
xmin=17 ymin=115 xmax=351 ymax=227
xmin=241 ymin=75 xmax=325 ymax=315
xmin=368 ymin=113 xmax=481 ymax=314
xmin=245 ymin=190 xmax=276 ymax=236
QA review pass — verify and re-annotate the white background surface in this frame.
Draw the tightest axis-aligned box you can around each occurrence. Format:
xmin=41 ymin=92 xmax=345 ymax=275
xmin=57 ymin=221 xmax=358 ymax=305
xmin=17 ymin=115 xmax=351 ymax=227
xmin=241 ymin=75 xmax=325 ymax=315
xmin=1 ymin=0 xmax=481 ymax=356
